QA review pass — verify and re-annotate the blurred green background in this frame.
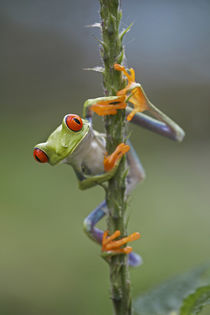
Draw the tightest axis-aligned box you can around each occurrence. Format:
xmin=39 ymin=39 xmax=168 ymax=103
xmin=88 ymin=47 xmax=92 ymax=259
xmin=1 ymin=0 xmax=210 ymax=314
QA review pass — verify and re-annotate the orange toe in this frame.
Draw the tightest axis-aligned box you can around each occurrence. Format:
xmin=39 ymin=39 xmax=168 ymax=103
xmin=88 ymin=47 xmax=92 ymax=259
xmin=114 ymin=64 xmax=135 ymax=83
xmin=102 ymin=230 xmax=121 ymax=247
xmin=114 ymin=63 xmax=149 ymax=120
xmin=105 ymin=232 xmax=140 ymax=250
xmin=90 ymin=95 xmax=126 ymax=116
xmin=104 ymin=143 xmax=130 ymax=172
xmin=102 ymin=230 xmax=140 ymax=255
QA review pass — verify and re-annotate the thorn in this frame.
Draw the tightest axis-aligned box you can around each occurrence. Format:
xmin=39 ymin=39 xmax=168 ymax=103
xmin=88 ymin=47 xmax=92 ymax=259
xmin=83 ymin=66 xmax=105 ymax=73
xmin=119 ymin=22 xmax=133 ymax=40
xmin=85 ymin=22 xmax=101 ymax=29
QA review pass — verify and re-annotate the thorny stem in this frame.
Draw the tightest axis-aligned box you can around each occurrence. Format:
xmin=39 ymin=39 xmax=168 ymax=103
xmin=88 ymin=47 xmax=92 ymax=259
xmin=99 ymin=1 xmax=132 ymax=314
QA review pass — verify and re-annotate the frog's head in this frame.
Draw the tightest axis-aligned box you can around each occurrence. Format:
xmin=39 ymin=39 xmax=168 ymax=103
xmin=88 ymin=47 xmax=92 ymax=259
xmin=33 ymin=114 xmax=90 ymax=165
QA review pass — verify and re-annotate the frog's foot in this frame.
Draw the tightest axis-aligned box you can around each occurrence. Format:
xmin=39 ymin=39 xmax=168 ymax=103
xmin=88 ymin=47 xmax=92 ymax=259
xmin=102 ymin=230 xmax=140 ymax=255
xmin=114 ymin=63 xmax=149 ymax=121
xmin=114 ymin=63 xmax=136 ymax=98
xmin=90 ymin=95 xmax=126 ymax=116
xmin=104 ymin=143 xmax=130 ymax=172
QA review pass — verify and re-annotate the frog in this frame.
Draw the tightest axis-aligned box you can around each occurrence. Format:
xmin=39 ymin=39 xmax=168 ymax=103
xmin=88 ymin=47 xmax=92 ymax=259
xmin=33 ymin=64 xmax=185 ymax=267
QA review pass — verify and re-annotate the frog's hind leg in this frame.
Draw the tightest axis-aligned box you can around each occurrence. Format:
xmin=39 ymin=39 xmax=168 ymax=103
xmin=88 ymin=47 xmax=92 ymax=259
xmin=126 ymin=140 xmax=145 ymax=195
xmin=83 ymin=200 xmax=107 ymax=244
xmin=122 ymin=140 xmax=145 ymax=266
xmin=83 ymin=200 xmax=142 ymax=267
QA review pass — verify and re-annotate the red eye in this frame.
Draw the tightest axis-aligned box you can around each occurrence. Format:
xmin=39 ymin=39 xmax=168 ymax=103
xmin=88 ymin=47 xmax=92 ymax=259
xmin=65 ymin=114 xmax=83 ymax=132
xmin=33 ymin=148 xmax=48 ymax=163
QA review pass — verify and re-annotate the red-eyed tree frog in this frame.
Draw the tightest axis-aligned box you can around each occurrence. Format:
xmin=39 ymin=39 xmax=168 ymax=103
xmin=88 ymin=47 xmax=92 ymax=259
xmin=33 ymin=65 xmax=185 ymax=267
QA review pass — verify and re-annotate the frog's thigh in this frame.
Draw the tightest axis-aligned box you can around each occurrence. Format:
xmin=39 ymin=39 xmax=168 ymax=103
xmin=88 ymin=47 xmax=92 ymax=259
xmin=83 ymin=200 xmax=108 ymax=243
xmin=126 ymin=140 xmax=145 ymax=194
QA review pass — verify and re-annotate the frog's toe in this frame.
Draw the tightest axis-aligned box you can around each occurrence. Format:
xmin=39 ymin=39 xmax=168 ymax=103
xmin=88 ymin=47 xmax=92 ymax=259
xmin=114 ymin=63 xmax=135 ymax=83
xmin=104 ymin=143 xmax=130 ymax=171
xmin=101 ymin=230 xmax=140 ymax=254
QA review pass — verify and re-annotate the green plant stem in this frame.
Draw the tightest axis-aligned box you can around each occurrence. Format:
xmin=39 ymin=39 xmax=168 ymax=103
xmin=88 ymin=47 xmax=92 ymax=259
xmin=99 ymin=1 xmax=132 ymax=314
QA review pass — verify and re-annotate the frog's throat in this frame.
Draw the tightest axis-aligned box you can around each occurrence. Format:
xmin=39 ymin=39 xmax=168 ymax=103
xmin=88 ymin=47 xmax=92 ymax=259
xmin=53 ymin=124 xmax=90 ymax=166
xmin=64 ymin=126 xmax=94 ymax=165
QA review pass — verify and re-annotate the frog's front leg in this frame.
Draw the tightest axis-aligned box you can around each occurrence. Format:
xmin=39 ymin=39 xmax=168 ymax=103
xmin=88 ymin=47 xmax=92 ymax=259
xmin=78 ymin=143 xmax=130 ymax=190
xmin=83 ymin=95 xmax=126 ymax=119
xmin=83 ymin=201 xmax=142 ymax=267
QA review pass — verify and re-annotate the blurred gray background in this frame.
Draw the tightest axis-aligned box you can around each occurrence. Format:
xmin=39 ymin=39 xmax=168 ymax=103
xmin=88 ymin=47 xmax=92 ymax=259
xmin=1 ymin=0 xmax=210 ymax=314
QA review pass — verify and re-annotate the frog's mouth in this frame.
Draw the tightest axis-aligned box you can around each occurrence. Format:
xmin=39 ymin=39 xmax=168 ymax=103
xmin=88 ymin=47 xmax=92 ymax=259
xmin=34 ymin=121 xmax=90 ymax=166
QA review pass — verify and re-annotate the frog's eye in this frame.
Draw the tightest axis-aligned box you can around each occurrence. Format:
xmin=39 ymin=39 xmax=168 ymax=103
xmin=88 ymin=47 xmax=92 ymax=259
xmin=33 ymin=148 xmax=49 ymax=163
xmin=65 ymin=114 xmax=83 ymax=132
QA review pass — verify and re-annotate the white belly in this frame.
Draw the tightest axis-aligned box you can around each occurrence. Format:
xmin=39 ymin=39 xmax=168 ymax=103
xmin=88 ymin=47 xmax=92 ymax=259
xmin=83 ymin=139 xmax=106 ymax=175
xmin=66 ymin=130 xmax=106 ymax=175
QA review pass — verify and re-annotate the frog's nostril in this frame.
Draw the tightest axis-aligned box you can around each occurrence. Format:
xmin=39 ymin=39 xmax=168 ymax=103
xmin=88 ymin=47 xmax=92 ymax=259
xmin=33 ymin=148 xmax=49 ymax=163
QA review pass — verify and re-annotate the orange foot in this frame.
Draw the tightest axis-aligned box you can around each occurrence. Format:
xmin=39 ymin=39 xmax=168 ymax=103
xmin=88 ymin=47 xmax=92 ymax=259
xmin=102 ymin=230 xmax=141 ymax=254
xmin=90 ymin=95 xmax=126 ymax=116
xmin=104 ymin=143 xmax=130 ymax=172
xmin=114 ymin=63 xmax=149 ymax=121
